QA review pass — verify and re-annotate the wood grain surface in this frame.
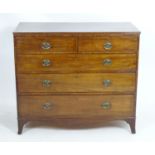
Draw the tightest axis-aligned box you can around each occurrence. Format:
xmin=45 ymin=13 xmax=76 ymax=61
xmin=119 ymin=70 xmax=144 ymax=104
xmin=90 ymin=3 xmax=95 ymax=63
xmin=16 ymin=54 xmax=136 ymax=73
xmin=18 ymin=95 xmax=134 ymax=118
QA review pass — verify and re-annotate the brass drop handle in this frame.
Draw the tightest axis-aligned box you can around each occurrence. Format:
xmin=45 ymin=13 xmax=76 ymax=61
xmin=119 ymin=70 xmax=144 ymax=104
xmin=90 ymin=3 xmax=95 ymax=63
xmin=42 ymin=59 xmax=51 ymax=67
xmin=42 ymin=80 xmax=52 ymax=87
xmin=41 ymin=42 xmax=52 ymax=50
xmin=101 ymin=101 xmax=111 ymax=110
xmin=103 ymin=59 xmax=112 ymax=65
xmin=104 ymin=42 xmax=112 ymax=50
xmin=103 ymin=79 xmax=111 ymax=87
xmin=42 ymin=103 xmax=52 ymax=110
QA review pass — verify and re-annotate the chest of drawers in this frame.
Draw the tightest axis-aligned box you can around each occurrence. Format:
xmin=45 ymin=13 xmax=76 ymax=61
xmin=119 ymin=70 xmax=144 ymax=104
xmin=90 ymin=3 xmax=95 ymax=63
xmin=14 ymin=22 xmax=140 ymax=134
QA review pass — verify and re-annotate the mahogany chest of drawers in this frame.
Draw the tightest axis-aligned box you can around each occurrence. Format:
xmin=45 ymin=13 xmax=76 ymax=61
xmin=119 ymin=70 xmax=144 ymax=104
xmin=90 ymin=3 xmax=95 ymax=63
xmin=14 ymin=22 xmax=140 ymax=134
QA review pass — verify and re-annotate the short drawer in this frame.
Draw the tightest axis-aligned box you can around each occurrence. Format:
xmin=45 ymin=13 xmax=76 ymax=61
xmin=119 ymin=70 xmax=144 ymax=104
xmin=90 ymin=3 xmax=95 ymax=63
xmin=18 ymin=95 xmax=134 ymax=118
xmin=79 ymin=35 xmax=138 ymax=53
xmin=17 ymin=73 xmax=136 ymax=94
xmin=14 ymin=36 xmax=76 ymax=54
xmin=16 ymin=54 xmax=136 ymax=73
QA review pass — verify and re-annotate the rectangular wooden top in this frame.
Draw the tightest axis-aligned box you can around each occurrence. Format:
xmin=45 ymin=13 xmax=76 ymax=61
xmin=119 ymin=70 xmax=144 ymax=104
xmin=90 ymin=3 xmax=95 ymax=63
xmin=14 ymin=22 xmax=140 ymax=33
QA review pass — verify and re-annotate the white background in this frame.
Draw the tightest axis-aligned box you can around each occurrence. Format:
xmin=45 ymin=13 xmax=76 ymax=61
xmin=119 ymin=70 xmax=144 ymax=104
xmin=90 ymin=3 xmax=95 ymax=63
xmin=0 ymin=0 xmax=155 ymax=153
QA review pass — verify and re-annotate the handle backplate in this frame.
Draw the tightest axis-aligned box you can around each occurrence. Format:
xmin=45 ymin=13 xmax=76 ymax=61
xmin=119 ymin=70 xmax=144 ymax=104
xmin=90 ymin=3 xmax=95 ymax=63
xmin=103 ymin=59 xmax=112 ymax=65
xmin=42 ymin=102 xmax=52 ymax=110
xmin=101 ymin=101 xmax=111 ymax=110
xmin=42 ymin=80 xmax=52 ymax=87
xmin=42 ymin=42 xmax=52 ymax=50
xmin=104 ymin=42 xmax=112 ymax=50
xmin=103 ymin=79 xmax=111 ymax=87
xmin=42 ymin=59 xmax=51 ymax=67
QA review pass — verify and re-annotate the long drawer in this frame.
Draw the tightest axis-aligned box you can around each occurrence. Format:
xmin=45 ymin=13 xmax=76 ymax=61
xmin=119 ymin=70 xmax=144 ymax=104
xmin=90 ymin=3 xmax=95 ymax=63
xmin=17 ymin=73 xmax=136 ymax=94
xmin=18 ymin=95 xmax=134 ymax=118
xmin=16 ymin=54 xmax=136 ymax=73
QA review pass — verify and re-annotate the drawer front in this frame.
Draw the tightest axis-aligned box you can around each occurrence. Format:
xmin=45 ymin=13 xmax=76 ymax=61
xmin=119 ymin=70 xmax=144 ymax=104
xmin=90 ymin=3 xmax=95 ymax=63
xmin=18 ymin=95 xmax=134 ymax=118
xmin=17 ymin=73 xmax=136 ymax=93
xmin=16 ymin=54 xmax=136 ymax=73
xmin=15 ymin=36 xmax=76 ymax=54
xmin=79 ymin=36 xmax=138 ymax=53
